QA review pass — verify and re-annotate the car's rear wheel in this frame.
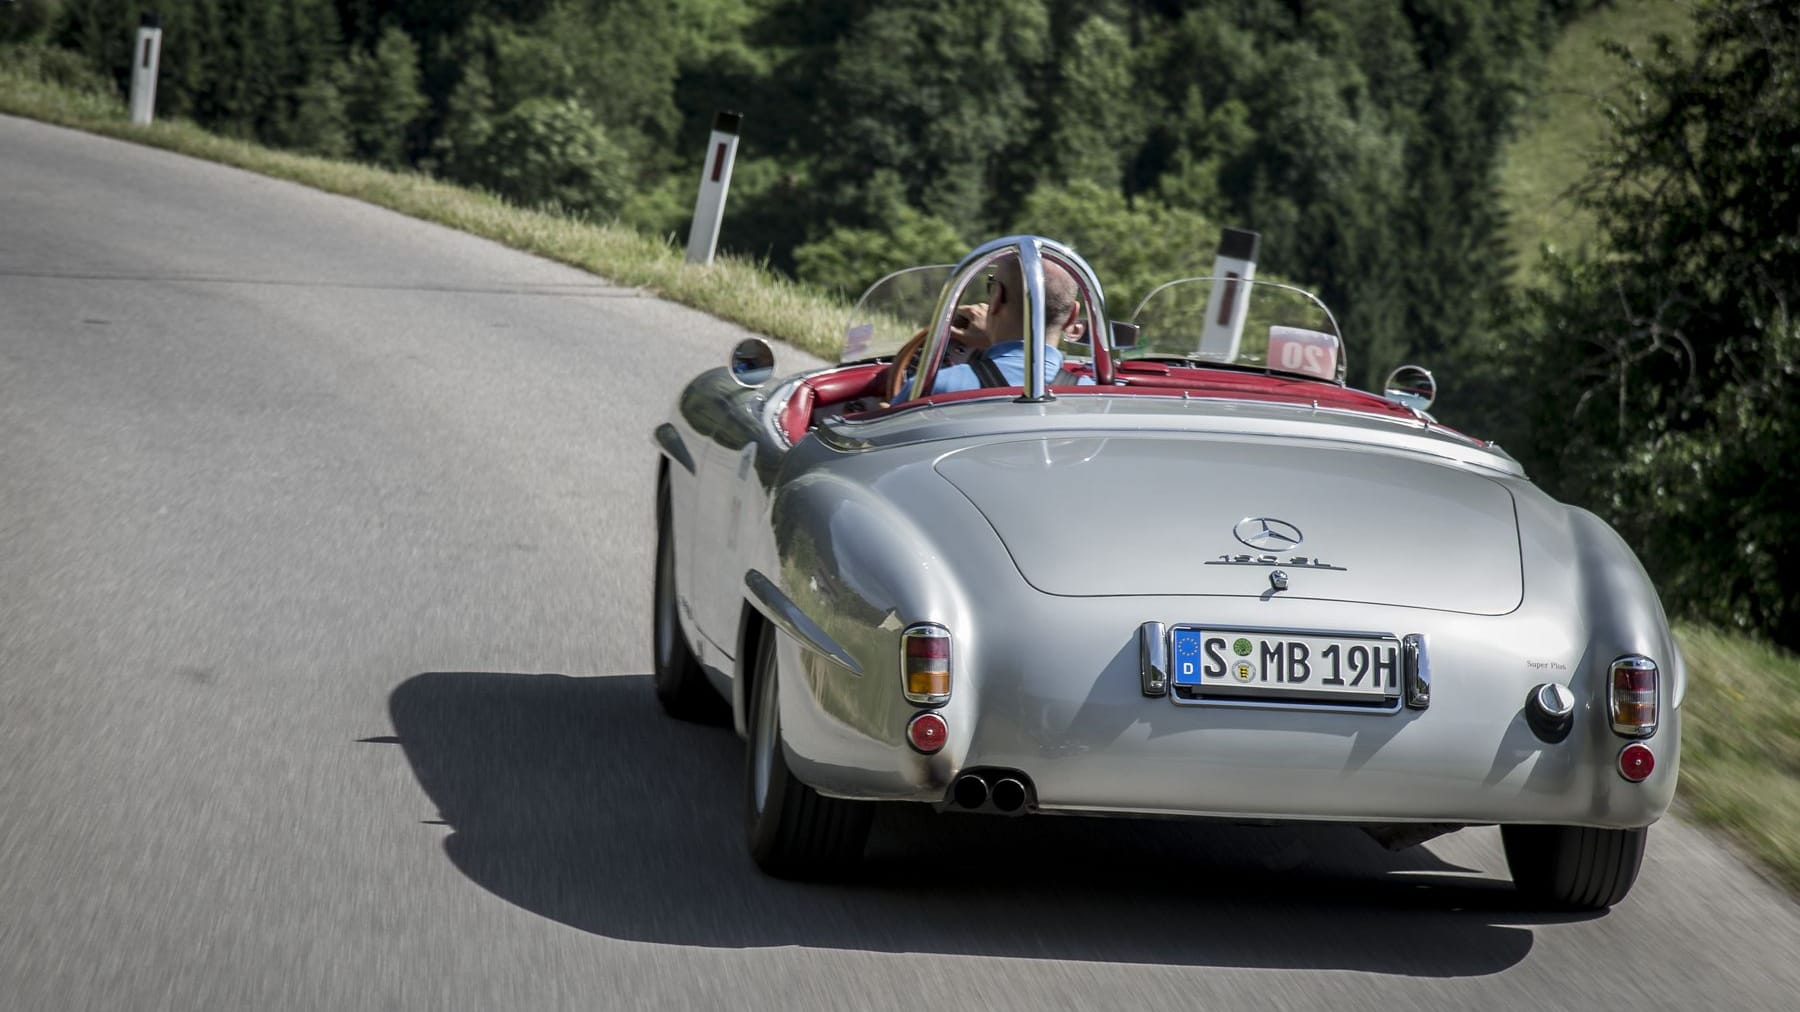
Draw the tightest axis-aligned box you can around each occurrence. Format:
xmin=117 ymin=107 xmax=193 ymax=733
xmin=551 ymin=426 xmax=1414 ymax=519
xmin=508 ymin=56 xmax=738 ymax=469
xmin=744 ymin=621 xmax=872 ymax=878
xmin=1501 ymin=823 xmax=1647 ymax=909
xmin=653 ymin=476 xmax=723 ymax=722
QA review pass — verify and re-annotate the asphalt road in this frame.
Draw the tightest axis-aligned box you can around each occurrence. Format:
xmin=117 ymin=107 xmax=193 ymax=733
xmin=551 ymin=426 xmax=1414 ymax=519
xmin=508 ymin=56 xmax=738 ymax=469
xmin=4 ymin=113 xmax=1799 ymax=1011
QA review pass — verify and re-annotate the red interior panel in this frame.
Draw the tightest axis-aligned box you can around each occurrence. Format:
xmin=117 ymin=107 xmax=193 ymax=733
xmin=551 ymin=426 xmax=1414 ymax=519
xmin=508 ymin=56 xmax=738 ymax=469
xmin=791 ymin=359 xmax=1474 ymax=441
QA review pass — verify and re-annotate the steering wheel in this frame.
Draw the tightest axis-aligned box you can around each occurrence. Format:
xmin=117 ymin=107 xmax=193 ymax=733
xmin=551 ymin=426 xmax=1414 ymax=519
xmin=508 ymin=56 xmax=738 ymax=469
xmin=879 ymin=327 xmax=934 ymax=405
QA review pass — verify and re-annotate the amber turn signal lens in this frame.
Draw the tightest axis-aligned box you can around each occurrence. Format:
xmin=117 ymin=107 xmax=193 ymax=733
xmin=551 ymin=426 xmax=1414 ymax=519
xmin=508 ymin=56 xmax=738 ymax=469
xmin=907 ymin=669 xmax=950 ymax=698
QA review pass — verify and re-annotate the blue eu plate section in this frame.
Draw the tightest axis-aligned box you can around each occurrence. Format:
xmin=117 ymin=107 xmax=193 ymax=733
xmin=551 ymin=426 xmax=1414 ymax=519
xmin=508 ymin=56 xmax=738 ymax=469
xmin=1171 ymin=627 xmax=1205 ymax=686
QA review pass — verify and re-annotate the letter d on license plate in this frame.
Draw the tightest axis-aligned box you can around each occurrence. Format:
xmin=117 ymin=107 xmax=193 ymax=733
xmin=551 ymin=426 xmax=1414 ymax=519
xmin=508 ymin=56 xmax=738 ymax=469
xmin=1169 ymin=626 xmax=1400 ymax=708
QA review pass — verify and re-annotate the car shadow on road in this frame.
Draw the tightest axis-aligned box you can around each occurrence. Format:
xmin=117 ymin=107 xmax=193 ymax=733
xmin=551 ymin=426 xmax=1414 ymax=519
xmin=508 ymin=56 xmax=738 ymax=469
xmin=386 ymin=671 xmax=1588 ymax=975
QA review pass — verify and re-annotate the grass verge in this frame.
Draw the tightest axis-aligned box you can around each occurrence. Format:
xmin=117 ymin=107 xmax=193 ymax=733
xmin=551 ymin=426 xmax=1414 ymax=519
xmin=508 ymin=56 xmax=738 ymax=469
xmin=0 ymin=45 xmax=849 ymax=362
xmin=6 ymin=44 xmax=1799 ymax=897
xmin=1674 ymin=622 xmax=1800 ymax=893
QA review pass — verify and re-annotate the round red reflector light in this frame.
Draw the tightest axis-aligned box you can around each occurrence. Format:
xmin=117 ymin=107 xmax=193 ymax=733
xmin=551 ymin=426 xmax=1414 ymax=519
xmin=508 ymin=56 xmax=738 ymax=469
xmin=1619 ymin=743 xmax=1655 ymax=782
xmin=907 ymin=712 xmax=948 ymax=754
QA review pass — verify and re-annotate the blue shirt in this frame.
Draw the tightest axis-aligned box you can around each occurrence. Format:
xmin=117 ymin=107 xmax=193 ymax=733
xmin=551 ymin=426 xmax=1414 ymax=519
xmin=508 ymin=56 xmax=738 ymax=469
xmin=909 ymin=341 xmax=1094 ymax=398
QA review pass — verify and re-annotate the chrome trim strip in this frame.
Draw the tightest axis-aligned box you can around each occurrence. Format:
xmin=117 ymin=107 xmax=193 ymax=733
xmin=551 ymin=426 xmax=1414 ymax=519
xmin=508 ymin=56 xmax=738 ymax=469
xmin=1139 ymin=621 xmax=1168 ymax=697
xmin=1168 ymin=695 xmax=1402 ymax=715
xmin=1403 ymin=633 xmax=1431 ymax=710
xmin=1205 ymin=558 xmax=1347 ymax=571
xmin=652 ymin=422 xmax=695 ymax=475
xmin=1017 ymin=239 xmax=1049 ymax=403
xmin=744 ymin=569 xmax=865 ymax=677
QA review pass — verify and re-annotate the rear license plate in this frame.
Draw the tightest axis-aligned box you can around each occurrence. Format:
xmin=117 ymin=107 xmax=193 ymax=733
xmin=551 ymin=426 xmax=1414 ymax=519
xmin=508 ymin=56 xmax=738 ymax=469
xmin=1169 ymin=626 xmax=1400 ymax=706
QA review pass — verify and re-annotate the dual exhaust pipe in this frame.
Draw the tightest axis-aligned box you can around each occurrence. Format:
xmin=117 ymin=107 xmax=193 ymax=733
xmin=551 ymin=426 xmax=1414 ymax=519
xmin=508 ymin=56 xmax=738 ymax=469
xmin=951 ymin=771 xmax=1030 ymax=813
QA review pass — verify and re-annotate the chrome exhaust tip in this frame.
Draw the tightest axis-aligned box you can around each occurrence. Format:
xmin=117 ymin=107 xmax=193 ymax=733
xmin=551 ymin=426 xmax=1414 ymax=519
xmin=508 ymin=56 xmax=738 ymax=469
xmin=952 ymin=774 xmax=989 ymax=809
xmin=990 ymin=777 xmax=1027 ymax=813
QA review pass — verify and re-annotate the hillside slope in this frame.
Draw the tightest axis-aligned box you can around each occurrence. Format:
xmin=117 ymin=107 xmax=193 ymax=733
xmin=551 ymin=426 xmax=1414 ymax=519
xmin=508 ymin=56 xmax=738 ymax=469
xmin=1498 ymin=0 xmax=1695 ymax=277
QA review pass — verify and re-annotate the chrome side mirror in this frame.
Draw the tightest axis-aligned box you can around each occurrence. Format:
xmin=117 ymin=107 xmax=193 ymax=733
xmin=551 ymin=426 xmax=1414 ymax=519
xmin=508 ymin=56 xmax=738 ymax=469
xmin=1110 ymin=320 xmax=1141 ymax=349
xmin=728 ymin=338 xmax=775 ymax=387
xmin=1383 ymin=364 xmax=1436 ymax=411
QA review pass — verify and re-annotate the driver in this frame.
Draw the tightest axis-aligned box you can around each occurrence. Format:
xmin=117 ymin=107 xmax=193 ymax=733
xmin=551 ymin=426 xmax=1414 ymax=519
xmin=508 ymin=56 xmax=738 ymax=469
xmin=897 ymin=254 xmax=1094 ymax=399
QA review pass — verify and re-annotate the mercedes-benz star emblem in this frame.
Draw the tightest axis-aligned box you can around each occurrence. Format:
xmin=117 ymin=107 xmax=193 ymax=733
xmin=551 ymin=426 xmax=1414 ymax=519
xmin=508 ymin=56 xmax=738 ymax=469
xmin=1234 ymin=517 xmax=1304 ymax=551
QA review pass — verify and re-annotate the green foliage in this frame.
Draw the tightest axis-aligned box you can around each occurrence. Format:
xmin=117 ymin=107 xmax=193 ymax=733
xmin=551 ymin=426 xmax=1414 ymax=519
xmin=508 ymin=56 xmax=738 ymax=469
xmin=1 ymin=34 xmax=113 ymax=96
xmin=1510 ymin=0 xmax=1800 ymax=646
xmin=0 ymin=0 xmax=62 ymax=43
xmin=808 ymin=0 xmax=1050 ymax=231
xmin=1041 ymin=16 xmax=1141 ymax=192
xmin=344 ymin=25 xmax=425 ymax=167
xmin=273 ymin=61 xmax=351 ymax=158
xmin=617 ymin=172 xmax=695 ymax=245
xmin=1497 ymin=0 xmax=1695 ymax=278
xmin=794 ymin=200 xmax=965 ymax=295
xmin=461 ymin=97 xmax=631 ymax=218
xmin=429 ymin=57 xmax=495 ymax=180
xmin=1675 ymin=621 xmax=1800 ymax=892
xmin=1010 ymin=180 xmax=1214 ymax=316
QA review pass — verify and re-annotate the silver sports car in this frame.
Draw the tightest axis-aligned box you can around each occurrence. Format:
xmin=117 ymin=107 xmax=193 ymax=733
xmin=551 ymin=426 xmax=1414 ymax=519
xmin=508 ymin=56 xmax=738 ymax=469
xmin=651 ymin=235 xmax=1680 ymax=909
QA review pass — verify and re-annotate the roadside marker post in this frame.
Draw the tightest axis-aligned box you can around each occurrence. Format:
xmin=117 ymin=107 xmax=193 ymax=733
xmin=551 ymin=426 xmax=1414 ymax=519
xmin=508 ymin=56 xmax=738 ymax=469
xmin=128 ymin=12 xmax=163 ymax=127
xmin=685 ymin=111 xmax=742 ymax=266
xmin=1198 ymin=227 xmax=1261 ymax=363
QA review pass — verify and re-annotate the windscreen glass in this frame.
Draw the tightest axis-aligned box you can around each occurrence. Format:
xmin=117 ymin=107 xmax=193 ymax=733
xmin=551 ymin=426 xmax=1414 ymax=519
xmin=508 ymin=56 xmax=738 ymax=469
xmin=1128 ymin=277 xmax=1344 ymax=383
xmin=840 ymin=265 xmax=963 ymax=363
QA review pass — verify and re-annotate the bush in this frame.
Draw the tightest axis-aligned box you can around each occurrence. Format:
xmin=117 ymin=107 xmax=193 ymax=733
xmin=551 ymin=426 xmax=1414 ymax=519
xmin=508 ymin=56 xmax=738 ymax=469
xmin=793 ymin=205 xmax=965 ymax=295
xmin=344 ymin=26 xmax=425 ymax=167
xmin=5 ymin=40 xmax=115 ymax=98
xmin=462 ymin=97 xmax=631 ymax=218
xmin=0 ymin=0 xmax=61 ymax=44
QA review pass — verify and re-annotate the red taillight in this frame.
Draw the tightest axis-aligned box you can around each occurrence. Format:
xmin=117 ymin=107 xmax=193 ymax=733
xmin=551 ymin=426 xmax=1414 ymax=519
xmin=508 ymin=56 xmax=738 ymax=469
xmin=906 ymin=636 xmax=949 ymax=660
xmin=1609 ymin=655 xmax=1659 ymax=738
xmin=901 ymin=624 xmax=952 ymax=705
xmin=1619 ymin=742 xmax=1655 ymax=782
xmin=907 ymin=712 xmax=948 ymax=754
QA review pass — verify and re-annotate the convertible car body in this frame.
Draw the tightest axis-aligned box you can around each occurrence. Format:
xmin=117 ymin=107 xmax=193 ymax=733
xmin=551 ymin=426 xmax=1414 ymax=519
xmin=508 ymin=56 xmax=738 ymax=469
xmin=651 ymin=235 xmax=1680 ymax=908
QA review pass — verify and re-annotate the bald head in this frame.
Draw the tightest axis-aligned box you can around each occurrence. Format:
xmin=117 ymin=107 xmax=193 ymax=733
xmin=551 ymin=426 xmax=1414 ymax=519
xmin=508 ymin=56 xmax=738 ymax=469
xmin=987 ymin=256 xmax=1081 ymax=343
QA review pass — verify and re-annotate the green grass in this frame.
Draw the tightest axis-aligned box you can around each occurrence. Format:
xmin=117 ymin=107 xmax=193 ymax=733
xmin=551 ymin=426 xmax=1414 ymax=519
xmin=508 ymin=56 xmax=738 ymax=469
xmin=1498 ymin=0 xmax=1695 ymax=279
xmin=1674 ymin=622 xmax=1800 ymax=893
xmin=6 ymin=43 xmax=1800 ymax=896
xmin=0 ymin=46 xmax=850 ymax=363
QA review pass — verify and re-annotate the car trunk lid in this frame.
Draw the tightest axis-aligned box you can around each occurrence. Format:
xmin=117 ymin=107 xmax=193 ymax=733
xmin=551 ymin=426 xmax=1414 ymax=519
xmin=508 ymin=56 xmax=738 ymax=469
xmin=933 ymin=434 xmax=1522 ymax=615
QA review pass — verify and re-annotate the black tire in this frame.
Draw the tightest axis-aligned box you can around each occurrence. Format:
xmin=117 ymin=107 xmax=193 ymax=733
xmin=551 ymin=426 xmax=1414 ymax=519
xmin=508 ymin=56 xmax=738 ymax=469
xmin=1502 ymin=823 xmax=1647 ymax=909
xmin=652 ymin=476 xmax=724 ymax=722
xmin=744 ymin=622 xmax=872 ymax=878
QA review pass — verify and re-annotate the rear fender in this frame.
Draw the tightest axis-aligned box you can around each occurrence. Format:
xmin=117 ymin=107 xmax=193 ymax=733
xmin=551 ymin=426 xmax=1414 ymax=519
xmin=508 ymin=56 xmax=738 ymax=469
xmin=1565 ymin=506 xmax=1682 ymax=814
xmin=1569 ymin=506 xmax=1683 ymax=709
xmin=755 ymin=469 xmax=993 ymax=797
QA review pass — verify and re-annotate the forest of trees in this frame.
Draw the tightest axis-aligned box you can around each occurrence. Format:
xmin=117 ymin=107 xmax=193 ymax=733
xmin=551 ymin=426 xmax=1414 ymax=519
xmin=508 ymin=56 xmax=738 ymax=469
xmin=5 ymin=0 xmax=1796 ymax=647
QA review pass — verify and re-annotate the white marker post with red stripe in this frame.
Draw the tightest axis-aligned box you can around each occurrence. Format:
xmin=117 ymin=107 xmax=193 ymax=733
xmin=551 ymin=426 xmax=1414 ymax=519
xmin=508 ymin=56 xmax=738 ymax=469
xmin=128 ymin=12 xmax=163 ymax=127
xmin=685 ymin=111 xmax=742 ymax=265
xmin=1198 ymin=227 xmax=1261 ymax=363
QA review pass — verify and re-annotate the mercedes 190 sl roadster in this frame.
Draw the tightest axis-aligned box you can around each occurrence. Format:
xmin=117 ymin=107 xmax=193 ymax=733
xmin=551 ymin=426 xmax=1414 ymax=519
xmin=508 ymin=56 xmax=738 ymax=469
xmin=650 ymin=234 xmax=1679 ymax=909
